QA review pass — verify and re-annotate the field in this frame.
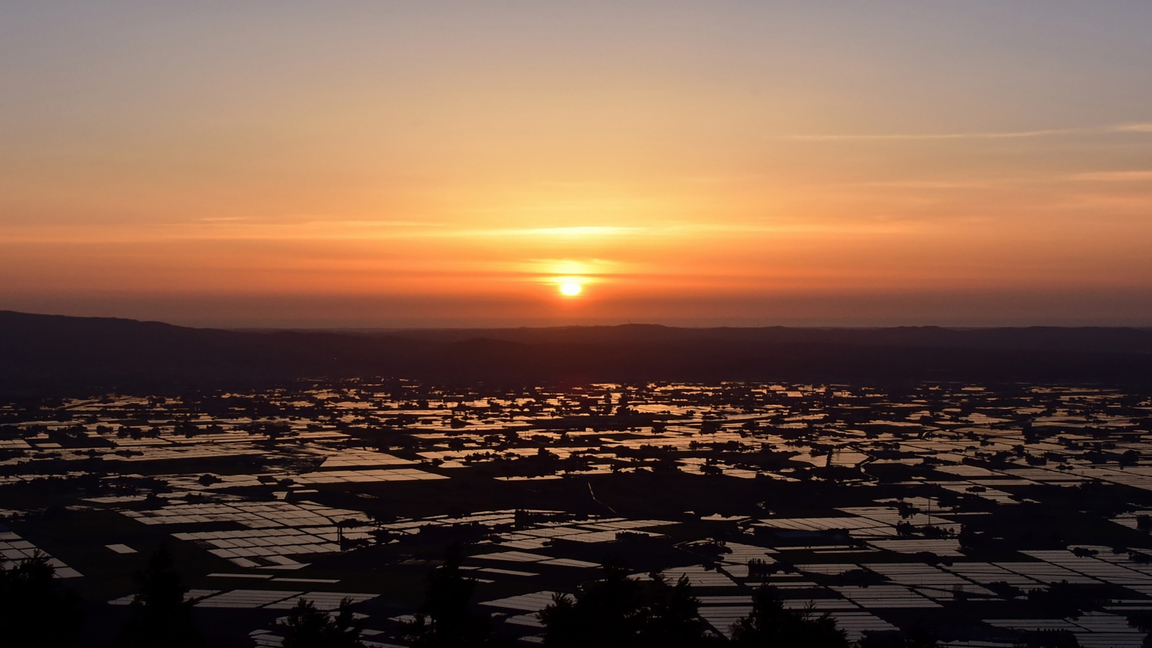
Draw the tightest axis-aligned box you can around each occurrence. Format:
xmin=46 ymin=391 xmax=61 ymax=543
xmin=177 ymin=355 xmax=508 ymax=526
xmin=5 ymin=381 xmax=1152 ymax=646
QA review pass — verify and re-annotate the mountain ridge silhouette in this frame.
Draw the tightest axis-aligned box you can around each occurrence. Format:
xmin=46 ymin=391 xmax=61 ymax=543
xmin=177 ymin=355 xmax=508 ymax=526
xmin=2 ymin=310 xmax=1150 ymax=393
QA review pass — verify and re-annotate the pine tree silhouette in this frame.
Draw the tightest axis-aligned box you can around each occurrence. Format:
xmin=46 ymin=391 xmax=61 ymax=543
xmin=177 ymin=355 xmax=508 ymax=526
xmin=113 ymin=544 xmax=204 ymax=648
xmin=539 ymin=559 xmax=716 ymax=648
xmin=401 ymin=543 xmax=507 ymax=647
xmin=279 ymin=598 xmax=365 ymax=648
xmin=729 ymin=586 xmax=849 ymax=648
xmin=0 ymin=551 xmax=84 ymax=648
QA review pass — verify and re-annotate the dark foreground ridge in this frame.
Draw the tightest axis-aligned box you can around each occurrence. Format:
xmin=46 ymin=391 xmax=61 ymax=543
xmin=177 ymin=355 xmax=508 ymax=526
xmin=2 ymin=310 xmax=1152 ymax=393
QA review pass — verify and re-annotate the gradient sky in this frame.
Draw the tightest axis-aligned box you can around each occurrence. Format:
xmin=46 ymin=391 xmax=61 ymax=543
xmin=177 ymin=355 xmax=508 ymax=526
xmin=2 ymin=1 xmax=1151 ymax=327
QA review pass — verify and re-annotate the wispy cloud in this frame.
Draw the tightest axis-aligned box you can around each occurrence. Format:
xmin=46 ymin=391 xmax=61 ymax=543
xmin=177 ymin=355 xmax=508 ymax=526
xmin=1114 ymin=123 xmax=1152 ymax=133
xmin=783 ymin=122 xmax=1152 ymax=142
xmin=784 ymin=128 xmax=1082 ymax=142
xmin=845 ymin=181 xmax=988 ymax=189
xmin=473 ymin=226 xmax=645 ymax=238
xmin=1068 ymin=170 xmax=1152 ymax=182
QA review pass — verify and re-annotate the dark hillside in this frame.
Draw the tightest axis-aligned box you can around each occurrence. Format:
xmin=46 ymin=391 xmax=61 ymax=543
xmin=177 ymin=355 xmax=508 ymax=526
xmin=2 ymin=310 xmax=1151 ymax=394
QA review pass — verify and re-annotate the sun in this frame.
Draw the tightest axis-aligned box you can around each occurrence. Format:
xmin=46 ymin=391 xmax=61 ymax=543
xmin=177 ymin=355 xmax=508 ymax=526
xmin=559 ymin=282 xmax=583 ymax=297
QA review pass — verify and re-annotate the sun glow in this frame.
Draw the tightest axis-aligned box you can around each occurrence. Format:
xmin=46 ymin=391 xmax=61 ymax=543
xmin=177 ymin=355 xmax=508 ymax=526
xmin=559 ymin=282 xmax=583 ymax=296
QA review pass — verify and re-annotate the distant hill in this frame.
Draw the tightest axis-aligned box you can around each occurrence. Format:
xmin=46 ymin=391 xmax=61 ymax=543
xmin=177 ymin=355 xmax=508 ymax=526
xmin=2 ymin=310 xmax=1151 ymax=394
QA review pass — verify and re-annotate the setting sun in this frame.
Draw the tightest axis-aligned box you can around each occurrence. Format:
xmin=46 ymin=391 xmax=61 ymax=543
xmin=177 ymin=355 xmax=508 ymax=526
xmin=1 ymin=2 xmax=1150 ymax=329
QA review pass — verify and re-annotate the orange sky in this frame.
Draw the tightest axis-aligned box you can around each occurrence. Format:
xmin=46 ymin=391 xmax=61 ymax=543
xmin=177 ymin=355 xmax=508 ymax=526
xmin=2 ymin=2 xmax=1151 ymax=327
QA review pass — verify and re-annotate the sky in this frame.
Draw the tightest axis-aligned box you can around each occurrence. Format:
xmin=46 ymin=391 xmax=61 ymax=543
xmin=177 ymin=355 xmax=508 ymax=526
xmin=2 ymin=1 xmax=1151 ymax=328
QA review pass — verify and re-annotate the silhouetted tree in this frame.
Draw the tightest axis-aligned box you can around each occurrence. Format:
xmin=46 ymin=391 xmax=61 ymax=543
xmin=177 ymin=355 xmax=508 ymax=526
xmin=1016 ymin=629 xmax=1081 ymax=648
xmin=728 ymin=586 xmax=848 ymax=648
xmin=0 ymin=551 xmax=84 ymax=647
xmin=636 ymin=572 xmax=716 ymax=647
xmin=279 ymin=598 xmax=364 ymax=648
xmin=401 ymin=544 xmax=505 ymax=647
xmin=1027 ymin=581 xmax=1107 ymax=619
xmin=114 ymin=544 xmax=203 ymax=648
xmin=857 ymin=628 xmax=939 ymax=648
xmin=539 ymin=560 xmax=715 ymax=648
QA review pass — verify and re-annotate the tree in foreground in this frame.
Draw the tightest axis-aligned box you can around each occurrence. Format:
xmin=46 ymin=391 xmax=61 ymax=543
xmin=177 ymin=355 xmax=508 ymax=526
xmin=114 ymin=544 xmax=204 ymax=648
xmin=0 ymin=551 xmax=84 ymax=648
xmin=857 ymin=628 xmax=939 ymax=648
xmin=402 ymin=543 xmax=507 ymax=647
xmin=729 ymin=586 xmax=849 ymax=648
xmin=279 ymin=598 xmax=365 ymax=648
xmin=539 ymin=560 xmax=716 ymax=648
